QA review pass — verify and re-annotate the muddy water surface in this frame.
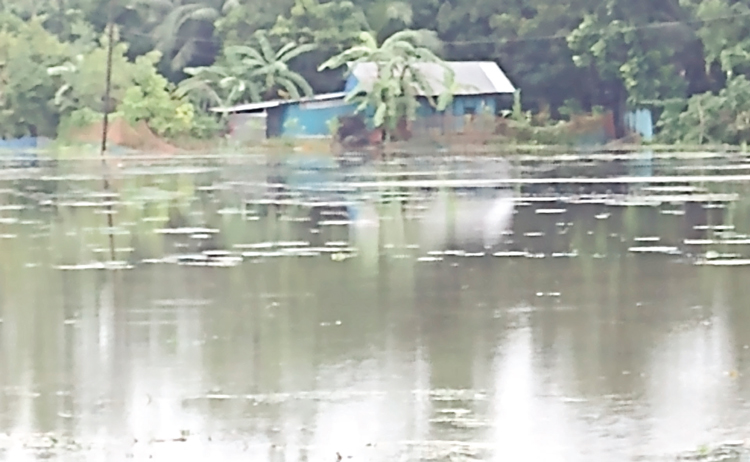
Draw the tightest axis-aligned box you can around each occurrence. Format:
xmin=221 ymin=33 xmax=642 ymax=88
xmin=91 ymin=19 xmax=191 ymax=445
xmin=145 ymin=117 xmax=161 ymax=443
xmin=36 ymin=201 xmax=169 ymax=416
xmin=1 ymin=152 xmax=750 ymax=461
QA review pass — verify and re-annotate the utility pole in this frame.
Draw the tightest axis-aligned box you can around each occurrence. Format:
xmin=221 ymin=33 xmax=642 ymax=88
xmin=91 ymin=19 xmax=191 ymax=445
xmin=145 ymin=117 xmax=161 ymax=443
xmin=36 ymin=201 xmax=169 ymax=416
xmin=100 ymin=3 xmax=117 ymax=262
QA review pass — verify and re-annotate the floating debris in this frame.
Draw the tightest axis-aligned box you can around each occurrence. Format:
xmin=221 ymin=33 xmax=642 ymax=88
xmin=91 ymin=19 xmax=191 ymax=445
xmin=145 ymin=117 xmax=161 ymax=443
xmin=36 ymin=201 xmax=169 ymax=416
xmin=694 ymin=225 xmax=735 ymax=231
xmin=91 ymin=247 xmax=134 ymax=254
xmin=703 ymin=251 xmax=742 ymax=260
xmin=55 ymin=261 xmax=133 ymax=270
xmin=155 ymin=227 xmax=220 ymax=235
xmin=217 ymin=208 xmax=243 ymax=215
xmin=628 ymin=246 xmax=682 ymax=255
xmin=605 ymin=199 xmax=660 ymax=207
xmin=536 ymin=292 xmax=561 ymax=297
xmin=324 ymin=241 xmax=349 ymax=247
xmin=684 ymin=239 xmax=715 ymax=245
xmin=535 ymin=208 xmax=567 ymax=214
xmin=493 ymin=251 xmax=529 ymax=257
xmin=278 ymin=240 xmax=312 ymax=247
xmin=241 ymin=251 xmax=285 ymax=258
xmin=695 ymin=259 xmax=750 ymax=266
xmin=180 ymin=256 xmax=242 ymax=267
xmin=634 ymin=236 xmax=661 ymax=242
xmin=152 ymin=299 xmax=212 ymax=307
xmin=595 ymin=212 xmax=611 ymax=219
xmin=318 ymin=220 xmax=351 ymax=226
xmin=661 ymin=209 xmax=686 ymax=215
xmin=642 ymin=185 xmax=705 ymax=193
xmin=330 ymin=253 xmax=352 ymax=262
xmin=523 ymin=232 xmax=545 ymax=237
xmin=678 ymin=441 xmax=750 ymax=461
xmin=429 ymin=416 xmax=489 ymax=429
xmin=435 ymin=408 xmax=473 ymax=416
xmin=552 ymin=251 xmax=578 ymax=258
xmin=142 ymin=216 xmax=168 ymax=222
xmin=418 ymin=256 xmax=443 ymax=262
xmin=235 ymin=242 xmax=276 ymax=249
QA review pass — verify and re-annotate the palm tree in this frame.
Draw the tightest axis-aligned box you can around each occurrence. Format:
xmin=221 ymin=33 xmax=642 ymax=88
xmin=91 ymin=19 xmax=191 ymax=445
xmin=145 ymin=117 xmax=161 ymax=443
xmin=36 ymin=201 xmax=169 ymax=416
xmin=134 ymin=0 xmax=239 ymax=71
xmin=319 ymin=30 xmax=455 ymax=137
xmin=226 ymin=30 xmax=315 ymax=100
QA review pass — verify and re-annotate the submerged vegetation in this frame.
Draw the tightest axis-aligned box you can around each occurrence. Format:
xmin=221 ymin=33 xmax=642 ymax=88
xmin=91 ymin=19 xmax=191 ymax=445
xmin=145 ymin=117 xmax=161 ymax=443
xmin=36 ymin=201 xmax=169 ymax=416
xmin=0 ymin=0 xmax=747 ymax=144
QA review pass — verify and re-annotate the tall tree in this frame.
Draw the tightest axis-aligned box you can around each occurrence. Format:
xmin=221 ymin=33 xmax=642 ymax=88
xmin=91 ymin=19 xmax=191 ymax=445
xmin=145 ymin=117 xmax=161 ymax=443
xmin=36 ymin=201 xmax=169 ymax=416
xmin=683 ymin=0 xmax=750 ymax=80
xmin=270 ymin=0 xmax=368 ymax=93
xmin=566 ymin=0 xmax=691 ymax=135
xmin=0 ymin=17 xmax=70 ymax=137
xmin=134 ymin=0 xmax=230 ymax=72
xmin=214 ymin=0 xmax=294 ymax=47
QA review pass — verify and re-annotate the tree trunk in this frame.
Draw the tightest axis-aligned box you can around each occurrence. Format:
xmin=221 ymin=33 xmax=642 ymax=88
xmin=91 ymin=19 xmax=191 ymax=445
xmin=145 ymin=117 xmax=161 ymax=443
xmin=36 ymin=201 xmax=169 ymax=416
xmin=612 ymin=82 xmax=627 ymax=139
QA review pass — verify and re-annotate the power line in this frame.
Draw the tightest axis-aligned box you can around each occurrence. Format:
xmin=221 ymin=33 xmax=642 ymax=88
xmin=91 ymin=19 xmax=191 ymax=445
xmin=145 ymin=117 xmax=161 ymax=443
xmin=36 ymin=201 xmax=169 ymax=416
xmin=443 ymin=10 xmax=750 ymax=46
xmin=115 ymin=8 xmax=750 ymax=51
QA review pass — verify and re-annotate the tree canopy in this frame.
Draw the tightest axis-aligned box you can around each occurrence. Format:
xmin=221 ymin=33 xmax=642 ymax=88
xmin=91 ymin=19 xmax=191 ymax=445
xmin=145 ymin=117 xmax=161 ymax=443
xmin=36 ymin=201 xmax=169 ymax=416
xmin=0 ymin=0 xmax=748 ymax=143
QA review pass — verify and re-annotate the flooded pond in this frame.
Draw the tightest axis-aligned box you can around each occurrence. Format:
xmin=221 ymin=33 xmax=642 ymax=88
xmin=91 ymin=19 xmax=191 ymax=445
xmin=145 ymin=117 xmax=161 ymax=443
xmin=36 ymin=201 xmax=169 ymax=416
xmin=2 ymin=150 xmax=750 ymax=461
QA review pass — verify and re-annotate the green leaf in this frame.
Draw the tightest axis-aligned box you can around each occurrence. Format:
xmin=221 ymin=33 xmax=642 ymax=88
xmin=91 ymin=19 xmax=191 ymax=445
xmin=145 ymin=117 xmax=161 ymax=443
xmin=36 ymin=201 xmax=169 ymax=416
xmin=373 ymin=103 xmax=387 ymax=127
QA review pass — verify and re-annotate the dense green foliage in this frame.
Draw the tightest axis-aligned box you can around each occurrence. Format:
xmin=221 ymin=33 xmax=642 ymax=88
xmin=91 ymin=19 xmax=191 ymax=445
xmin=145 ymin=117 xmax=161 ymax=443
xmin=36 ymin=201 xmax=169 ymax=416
xmin=0 ymin=0 xmax=748 ymax=143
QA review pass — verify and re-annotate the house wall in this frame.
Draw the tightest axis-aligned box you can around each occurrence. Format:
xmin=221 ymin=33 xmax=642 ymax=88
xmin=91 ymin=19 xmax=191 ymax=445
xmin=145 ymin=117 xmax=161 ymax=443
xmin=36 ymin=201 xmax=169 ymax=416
xmin=624 ymin=108 xmax=653 ymax=141
xmin=228 ymin=113 xmax=267 ymax=141
xmin=267 ymin=106 xmax=285 ymax=138
xmin=452 ymin=95 xmax=496 ymax=116
xmin=235 ymin=73 xmax=504 ymax=138
xmin=0 ymin=136 xmax=43 ymax=167
xmin=279 ymin=98 xmax=358 ymax=137
xmin=450 ymin=95 xmax=497 ymax=132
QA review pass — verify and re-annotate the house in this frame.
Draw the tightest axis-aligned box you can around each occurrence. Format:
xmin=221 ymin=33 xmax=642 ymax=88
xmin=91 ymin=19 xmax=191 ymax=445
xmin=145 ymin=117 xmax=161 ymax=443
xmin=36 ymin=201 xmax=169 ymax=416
xmin=211 ymin=61 xmax=516 ymax=140
xmin=347 ymin=61 xmax=515 ymax=119
xmin=212 ymin=92 xmax=354 ymax=141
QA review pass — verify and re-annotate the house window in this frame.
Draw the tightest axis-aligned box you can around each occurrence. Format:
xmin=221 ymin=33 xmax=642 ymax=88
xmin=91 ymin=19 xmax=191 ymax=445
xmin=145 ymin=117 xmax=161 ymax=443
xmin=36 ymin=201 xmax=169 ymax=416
xmin=464 ymin=106 xmax=476 ymax=115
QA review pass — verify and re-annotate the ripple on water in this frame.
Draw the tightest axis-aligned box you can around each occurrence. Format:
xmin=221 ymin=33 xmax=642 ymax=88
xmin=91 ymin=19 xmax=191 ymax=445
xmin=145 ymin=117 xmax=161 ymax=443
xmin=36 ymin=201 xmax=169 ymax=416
xmin=54 ymin=261 xmax=133 ymax=270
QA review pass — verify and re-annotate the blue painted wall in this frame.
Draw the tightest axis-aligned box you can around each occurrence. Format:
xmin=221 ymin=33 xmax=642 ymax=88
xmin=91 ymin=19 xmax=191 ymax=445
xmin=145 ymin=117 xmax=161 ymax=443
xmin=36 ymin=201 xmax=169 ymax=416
xmin=0 ymin=136 xmax=39 ymax=149
xmin=625 ymin=108 xmax=654 ymax=141
xmin=267 ymin=75 xmax=501 ymax=138
xmin=279 ymin=98 xmax=358 ymax=137
xmin=345 ymin=74 xmax=497 ymax=119
xmin=0 ymin=136 xmax=43 ymax=167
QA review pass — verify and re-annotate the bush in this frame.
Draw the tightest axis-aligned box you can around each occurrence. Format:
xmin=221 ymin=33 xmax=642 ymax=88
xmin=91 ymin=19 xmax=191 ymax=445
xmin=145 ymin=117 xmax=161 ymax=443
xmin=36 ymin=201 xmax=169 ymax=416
xmin=657 ymin=75 xmax=750 ymax=145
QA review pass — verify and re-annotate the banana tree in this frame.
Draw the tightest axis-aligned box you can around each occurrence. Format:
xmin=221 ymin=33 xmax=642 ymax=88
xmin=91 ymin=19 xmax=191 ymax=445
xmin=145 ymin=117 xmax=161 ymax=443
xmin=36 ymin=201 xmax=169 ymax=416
xmin=176 ymin=58 xmax=262 ymax=109
xmin=178 ymin=30 xmax=316 ymax=105
xmin=226 ymin=30 xmax=316 ymax=100
xmin=319 ymin=29 xmax=455 ymax=139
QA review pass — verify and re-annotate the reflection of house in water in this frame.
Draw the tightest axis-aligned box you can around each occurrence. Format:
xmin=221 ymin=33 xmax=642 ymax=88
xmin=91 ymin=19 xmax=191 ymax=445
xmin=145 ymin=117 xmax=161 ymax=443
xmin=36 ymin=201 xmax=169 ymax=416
xmin=419 ymin=158 xmax=515 ymax=252
xmin=211 ymin=61 xmax=516 ymax=142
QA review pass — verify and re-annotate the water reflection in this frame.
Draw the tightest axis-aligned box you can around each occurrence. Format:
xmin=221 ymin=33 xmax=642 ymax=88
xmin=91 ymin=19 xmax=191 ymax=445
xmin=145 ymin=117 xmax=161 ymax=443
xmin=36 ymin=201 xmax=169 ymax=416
xmin=2 ymin=155 xmax=750 ymax=461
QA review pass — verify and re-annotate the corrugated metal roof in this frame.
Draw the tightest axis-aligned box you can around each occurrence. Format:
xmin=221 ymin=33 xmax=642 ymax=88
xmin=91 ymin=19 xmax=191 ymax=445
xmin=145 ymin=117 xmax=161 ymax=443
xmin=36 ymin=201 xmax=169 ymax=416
xmin=349 ymin=61 xmax=515 ymax=96
xmin=211 ymin=92 xmax=347 ymax=114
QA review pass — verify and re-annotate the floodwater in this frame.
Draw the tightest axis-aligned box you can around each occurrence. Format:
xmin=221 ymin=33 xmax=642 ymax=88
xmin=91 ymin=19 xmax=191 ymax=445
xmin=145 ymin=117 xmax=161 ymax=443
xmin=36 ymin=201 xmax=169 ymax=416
xmin=2 ymin=151 xmax=750 ymax=461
